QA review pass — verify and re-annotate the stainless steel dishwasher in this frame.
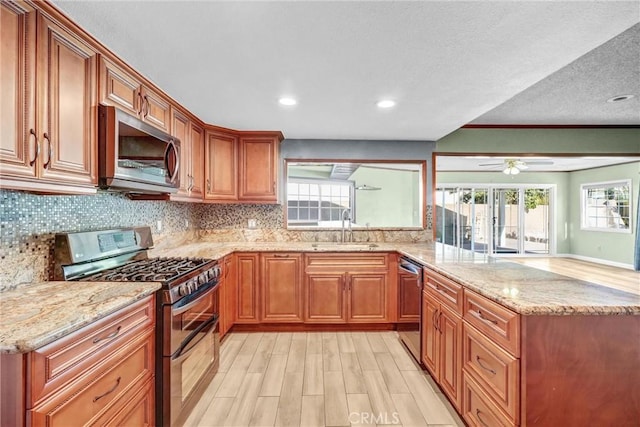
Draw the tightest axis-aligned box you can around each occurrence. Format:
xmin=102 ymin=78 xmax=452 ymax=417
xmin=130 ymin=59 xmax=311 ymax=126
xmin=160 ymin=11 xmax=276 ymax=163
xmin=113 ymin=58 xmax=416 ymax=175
xmin=397 ymin=256 xmax=424 ymax=363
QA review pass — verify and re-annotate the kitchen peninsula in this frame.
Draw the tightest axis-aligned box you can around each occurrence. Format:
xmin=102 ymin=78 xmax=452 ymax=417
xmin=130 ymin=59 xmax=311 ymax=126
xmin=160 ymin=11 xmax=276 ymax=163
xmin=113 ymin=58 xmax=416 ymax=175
xmin=2 ymin=242 xmax=638 ymax=426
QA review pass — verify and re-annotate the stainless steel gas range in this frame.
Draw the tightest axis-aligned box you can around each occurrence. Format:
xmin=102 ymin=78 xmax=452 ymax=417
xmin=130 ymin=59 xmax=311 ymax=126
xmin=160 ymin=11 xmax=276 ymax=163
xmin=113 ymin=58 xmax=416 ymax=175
xmin=54 ymin=226 xmax=221 ymax=426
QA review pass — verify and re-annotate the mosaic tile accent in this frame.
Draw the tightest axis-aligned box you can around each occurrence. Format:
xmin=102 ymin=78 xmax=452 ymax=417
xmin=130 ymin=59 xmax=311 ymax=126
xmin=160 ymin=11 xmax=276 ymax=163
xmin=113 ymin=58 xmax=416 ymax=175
xmin=195 ymin=203 xmax=284 ymax=229
xmin=0 ymin=189 xmax=195 ymax=288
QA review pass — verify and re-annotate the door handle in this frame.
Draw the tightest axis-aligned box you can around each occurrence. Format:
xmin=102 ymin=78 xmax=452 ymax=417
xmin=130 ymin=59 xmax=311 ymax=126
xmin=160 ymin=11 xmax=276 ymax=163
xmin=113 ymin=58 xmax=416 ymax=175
xmin=29 ymin=129 xmax=40 ymax=166
xmin=42 ymin=133 xmax=53 ymax=169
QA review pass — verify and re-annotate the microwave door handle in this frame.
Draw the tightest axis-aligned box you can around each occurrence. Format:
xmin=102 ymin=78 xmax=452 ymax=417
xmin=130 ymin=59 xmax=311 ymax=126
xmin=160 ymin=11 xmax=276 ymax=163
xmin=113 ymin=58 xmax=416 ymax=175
xmin=165 ymin=139 xmax=180 ymax=183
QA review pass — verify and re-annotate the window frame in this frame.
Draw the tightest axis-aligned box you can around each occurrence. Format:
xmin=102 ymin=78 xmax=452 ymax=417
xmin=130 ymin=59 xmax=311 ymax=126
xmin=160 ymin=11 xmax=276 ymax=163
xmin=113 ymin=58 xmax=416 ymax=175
xmin=286 ymin=177 xmax=355 ymax=226
xmin=580 ymin=179 xmax=632 ymax=234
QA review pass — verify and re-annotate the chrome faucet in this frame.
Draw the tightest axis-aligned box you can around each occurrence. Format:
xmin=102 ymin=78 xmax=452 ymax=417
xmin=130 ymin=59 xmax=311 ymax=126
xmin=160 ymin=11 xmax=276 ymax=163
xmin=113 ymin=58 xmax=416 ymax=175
xmin=341 ymin=208 xmax=353 ymax=242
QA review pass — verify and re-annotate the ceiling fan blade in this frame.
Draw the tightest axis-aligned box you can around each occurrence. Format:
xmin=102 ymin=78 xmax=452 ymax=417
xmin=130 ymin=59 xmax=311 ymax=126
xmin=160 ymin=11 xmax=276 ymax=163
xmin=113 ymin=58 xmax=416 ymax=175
xmin=478 ymin=162 xmax=504 ymax=167
xmin=524 ymin=160 xmax=554 ymax=165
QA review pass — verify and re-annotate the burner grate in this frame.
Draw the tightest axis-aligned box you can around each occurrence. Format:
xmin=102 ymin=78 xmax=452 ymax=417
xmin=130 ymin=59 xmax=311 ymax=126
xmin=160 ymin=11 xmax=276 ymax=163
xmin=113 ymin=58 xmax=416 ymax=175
xmin=85 ymin=257 xmax=210 ymax=282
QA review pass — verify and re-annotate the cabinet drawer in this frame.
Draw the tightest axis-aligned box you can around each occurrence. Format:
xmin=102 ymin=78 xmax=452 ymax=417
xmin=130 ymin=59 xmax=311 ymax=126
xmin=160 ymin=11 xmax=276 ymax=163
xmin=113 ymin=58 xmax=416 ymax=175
xmin=463 ymin=290 xmax=520 ymax=357
xmin=305 ymin=253 xmax=389 ymax=271
xmin=463 ymin=323 xmax=519 ymax=423
xmin=28 ymin=296 xmax=154 ymax=406
xmin=28 ymin=328 xmax=154 ymax=426
xmin=424 ymin=268 xmax=463 ymax=314
xmin=96 ymin=375 xmax=154 ymax=427
xmin=462 ymin=372 xmax=515 ymax=427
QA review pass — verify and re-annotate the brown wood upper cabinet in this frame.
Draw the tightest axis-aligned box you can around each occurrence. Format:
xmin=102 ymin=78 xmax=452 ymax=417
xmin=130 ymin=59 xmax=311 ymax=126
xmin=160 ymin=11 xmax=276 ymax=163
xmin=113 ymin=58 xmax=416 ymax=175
xmin=1 ymin=2 xmax=98 ymax=194
xmin=99 ymin=56 xmax=170 ymax=133
xmin=260 ymin=253 xmax=303 ymax=323
xmin=170 ymin=107 xmax=204 ymax=201
xmin=204 ymin=129 xmax=283 ymax=203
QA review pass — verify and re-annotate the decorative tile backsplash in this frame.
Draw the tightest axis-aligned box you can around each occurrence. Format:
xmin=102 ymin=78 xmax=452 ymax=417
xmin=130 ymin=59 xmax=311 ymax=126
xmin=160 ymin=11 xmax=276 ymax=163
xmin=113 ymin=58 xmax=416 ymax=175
xmin=1 ymin=189 xmax=432 ymax=289
xmin=0 ymin=190 xmax=194 ymax=288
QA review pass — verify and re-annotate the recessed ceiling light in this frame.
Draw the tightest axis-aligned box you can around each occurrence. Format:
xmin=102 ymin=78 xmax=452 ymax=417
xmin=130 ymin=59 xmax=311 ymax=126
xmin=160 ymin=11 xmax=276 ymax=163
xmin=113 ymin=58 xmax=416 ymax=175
xmin=606 ymin=94 xmax=634 ymax=103
xmin=376 ymin=100 xmax=396 ymax=109
xmin=278 ymin=97 xmax=297 ymax=106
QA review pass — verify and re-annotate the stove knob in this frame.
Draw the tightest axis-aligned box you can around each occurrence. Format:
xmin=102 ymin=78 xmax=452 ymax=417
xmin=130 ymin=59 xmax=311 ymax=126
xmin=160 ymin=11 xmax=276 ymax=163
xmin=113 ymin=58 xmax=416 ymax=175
xmin=213 ymin=266 xmax=221 ymax=278
xmin=178 ymin=284 xmax=189 ymax=296
xmin=199 ymin=273 xmax=208 ymax=285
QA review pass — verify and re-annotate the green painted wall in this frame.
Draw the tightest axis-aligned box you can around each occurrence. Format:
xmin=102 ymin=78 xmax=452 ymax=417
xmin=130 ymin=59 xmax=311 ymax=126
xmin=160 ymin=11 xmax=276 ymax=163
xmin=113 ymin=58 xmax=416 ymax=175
xmin=436 ymin=128 xmax=640 ymax=153
xmin=436 ymin=171 xmax=570 ymax=253
xmin=351 ymin=167 xmax=420 ymax=227
xmin=568 ymin=161 xmax=639 ymax=266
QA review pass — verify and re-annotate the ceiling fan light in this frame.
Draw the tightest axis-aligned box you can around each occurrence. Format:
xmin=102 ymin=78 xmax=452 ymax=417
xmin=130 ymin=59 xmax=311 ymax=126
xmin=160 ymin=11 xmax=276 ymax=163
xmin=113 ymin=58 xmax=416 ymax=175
xmin=503 ymin=166 xmax=520 ymax=175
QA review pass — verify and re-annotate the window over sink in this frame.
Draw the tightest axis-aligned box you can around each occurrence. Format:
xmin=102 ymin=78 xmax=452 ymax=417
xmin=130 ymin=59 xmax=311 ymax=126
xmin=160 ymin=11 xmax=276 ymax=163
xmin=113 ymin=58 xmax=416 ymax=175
xmin=285 ymin=161 xmax=425 ymax=229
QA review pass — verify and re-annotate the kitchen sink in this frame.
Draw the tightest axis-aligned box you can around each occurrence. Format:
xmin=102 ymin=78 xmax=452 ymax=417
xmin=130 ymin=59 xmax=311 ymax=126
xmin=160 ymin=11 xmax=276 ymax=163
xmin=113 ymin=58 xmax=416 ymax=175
xmin=310 ymin=243 xmax=380 ymax=251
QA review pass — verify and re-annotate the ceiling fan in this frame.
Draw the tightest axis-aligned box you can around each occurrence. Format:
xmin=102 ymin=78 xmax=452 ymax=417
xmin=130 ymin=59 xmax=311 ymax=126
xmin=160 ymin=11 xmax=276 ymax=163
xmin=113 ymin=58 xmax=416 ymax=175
xmin=478 ymin=159 xmax=554 ymax=175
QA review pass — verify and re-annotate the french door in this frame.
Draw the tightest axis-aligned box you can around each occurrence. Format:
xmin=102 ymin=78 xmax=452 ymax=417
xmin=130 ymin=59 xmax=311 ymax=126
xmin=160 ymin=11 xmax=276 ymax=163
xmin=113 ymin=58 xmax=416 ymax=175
xmin=435 ymin=186 xmax=553 ymax=256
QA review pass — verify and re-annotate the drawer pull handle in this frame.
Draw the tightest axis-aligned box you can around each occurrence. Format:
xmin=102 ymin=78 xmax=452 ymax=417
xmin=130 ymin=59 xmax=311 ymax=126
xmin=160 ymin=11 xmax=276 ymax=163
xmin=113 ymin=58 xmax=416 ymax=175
xmin=93 ymin=326 xmax=122 ymax=344
xmin=476 ymin=355 xmax=497 ymax=375
xmin=478 ymin=310 xmax=498 ymax=325
xmin=274 ymin=254 xmax=290 ymax=258
xmin=93 ymin=376 xmax=121 ymax=402
xmin=476 ymin=409 xmax=491 ymax=427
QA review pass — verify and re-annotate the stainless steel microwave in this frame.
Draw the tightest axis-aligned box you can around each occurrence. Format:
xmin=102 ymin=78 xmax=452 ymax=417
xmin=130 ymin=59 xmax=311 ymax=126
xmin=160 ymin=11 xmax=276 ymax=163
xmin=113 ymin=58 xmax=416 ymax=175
xmin=98 ymin=105 xmax=180 ymax=194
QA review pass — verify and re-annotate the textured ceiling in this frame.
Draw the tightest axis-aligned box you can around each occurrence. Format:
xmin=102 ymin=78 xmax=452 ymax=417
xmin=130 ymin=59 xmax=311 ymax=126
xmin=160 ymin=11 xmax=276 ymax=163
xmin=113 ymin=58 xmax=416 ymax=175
xmin=52 ymin=1 xmax=640 ymax=141
xmin=472 ymin=23 xmax=640 ymax=125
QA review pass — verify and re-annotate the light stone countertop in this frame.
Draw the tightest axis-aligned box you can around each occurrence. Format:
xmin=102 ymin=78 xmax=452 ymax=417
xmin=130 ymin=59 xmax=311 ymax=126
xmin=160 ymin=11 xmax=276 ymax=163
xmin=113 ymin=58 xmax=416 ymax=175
xmin=153 ymin=241 xmax=640 ymax=316
xmin=0 ymin=281 xmax=160 ymax=354
xmin=2 ymin=242 xmax=638 ymax=355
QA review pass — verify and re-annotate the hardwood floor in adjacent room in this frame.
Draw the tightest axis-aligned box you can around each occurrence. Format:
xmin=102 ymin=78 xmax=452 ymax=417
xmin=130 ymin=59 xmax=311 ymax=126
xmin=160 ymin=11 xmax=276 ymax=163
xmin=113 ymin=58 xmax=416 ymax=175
xmin=185 ymin=332 xmax=465 ymax=427
xmin=509 ymin=257 xmax=640 ymax=295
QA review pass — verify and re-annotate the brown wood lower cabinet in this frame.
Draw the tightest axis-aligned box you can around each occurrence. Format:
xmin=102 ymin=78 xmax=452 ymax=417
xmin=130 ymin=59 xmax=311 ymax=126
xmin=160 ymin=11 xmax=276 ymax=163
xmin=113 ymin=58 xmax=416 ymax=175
xmin=260 ymin=253 xmax=303 ymax=322
xmin=304 ymin=253 xmax=391 ymax=324
xmin=421 ymin=287 xmax=463 ymax=411
xmin=219 ymin=254 xmax=237 ymax=339
xmin=0 ymin=296 xmax=155 ymax=427
xmin=236 ymin=253 xmax=260 ymax=323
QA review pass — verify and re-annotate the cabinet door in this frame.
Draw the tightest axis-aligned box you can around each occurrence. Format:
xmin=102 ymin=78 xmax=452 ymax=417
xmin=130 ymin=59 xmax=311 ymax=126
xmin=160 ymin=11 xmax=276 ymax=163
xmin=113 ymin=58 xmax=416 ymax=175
xmin=238 ymin=135 xmax=278 ymax=201
xmin=224 ymin=255 xmax=237 ymax=332
xmin=99 ymin=57 xmax=141 ymax=117
xmin=189 ymin=122 xmax=205 ymax=198
xmin=236 ymin=253 xmax=259 ymax=323
xmin=0 ymin=0 xmax=37 ymax=179
xmin=37 ymin=14 xmax=97 ymax=186
xmin=260 ymin=254 xmax=303 ymax=323
xmin=204 ymin=129 xmax=238 ymax=201
xmin=305 ymin=274 xmax=346 ymax=323
xmin=398 ymin=271 xmax=420 ymax=322
xmin=140 ymin=86 xmax=170 ymax=132
xmin=438 ymin=304 xmax=462 ymax=411
xmin=421 ymin=291 xmax=439 ymax=375
xmin=171 ymin=108 xmax=191 ymax=196
xmin=347 ymin=273 xmax=388 ymax=322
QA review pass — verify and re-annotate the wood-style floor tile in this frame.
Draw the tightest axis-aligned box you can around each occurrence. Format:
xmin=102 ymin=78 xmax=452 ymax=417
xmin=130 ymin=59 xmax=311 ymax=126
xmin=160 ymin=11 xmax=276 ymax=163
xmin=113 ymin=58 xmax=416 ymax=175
xmin=249 ymin=396 xmax=279 ymax=427
xmin=259 ymin=354 xmax=288 ymax=397
xmin=285 ymin=333 xmax=307 ymax=373
xmin=322 ymin=332 xmax=342 ymax=372
xmin=301 ymin=395 xmax=326 ymax=427
xmin=189 ymin=332 xmax=465 ymax=427
xmin=323 ymin=371 xmax=350 ymax=426
xmin=303 ymin=353 xmax=324 ymax=396
xmin=275 ymin=372 xmax=304 ymax=426
xmin=223 ymin=372 xmax=263 ymax=426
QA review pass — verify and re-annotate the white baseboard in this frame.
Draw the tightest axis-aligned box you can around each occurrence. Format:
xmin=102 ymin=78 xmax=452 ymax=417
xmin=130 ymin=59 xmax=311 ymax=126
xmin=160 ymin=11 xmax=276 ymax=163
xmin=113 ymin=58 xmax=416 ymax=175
xmin=556 ymin=253 xmax=635 ymax=270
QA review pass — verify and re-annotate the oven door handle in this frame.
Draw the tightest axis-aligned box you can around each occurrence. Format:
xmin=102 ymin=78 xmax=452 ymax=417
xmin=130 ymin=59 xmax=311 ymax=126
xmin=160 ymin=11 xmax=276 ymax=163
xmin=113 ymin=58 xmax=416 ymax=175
xmin=171 ymin=314 xmax=218 ymax=362
xmin=171 ymin=281 xmax=219 ymax=316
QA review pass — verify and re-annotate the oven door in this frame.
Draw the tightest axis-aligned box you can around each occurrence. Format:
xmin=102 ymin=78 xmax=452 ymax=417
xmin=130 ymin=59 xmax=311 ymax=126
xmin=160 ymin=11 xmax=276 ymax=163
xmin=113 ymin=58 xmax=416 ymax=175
xmin=158 ymin=283 xmax=220 ymax=426
xmin=166 ymin=315 xmax=219 ymax=426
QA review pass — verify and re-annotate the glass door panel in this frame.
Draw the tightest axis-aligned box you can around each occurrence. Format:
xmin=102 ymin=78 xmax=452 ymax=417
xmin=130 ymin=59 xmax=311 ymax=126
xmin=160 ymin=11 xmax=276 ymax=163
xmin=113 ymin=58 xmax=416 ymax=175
xmin=523 ymin=188 xmax=550 ymax=254
xmin=492 ymin=189 xmax=520 ymax=254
